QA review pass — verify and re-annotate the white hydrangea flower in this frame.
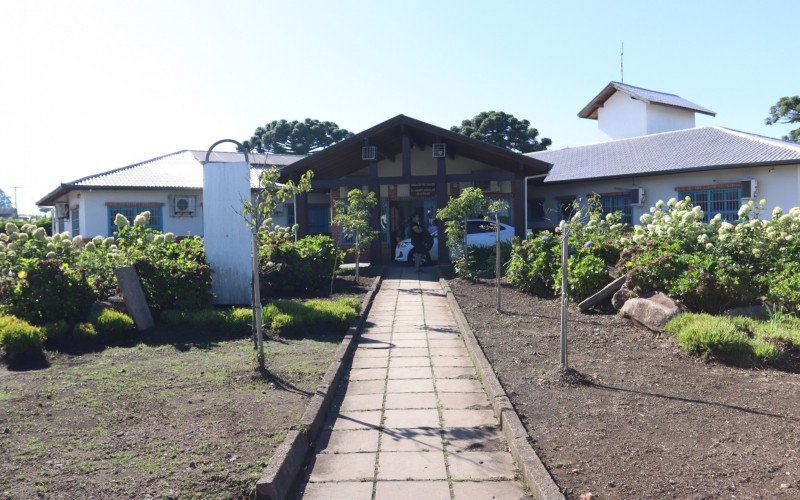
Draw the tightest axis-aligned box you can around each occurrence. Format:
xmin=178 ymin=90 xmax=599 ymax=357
xmin=114 ymin=213 xmax=129 ymax=228
xmin=640 ymin=214 xmax=652 ymax=224
xmin=21 ymin=224 xmax=34 ymax=233
xmin=738 ymin=204 xmax=750 ymax=218
xmin=655 ymin=200 xmax=665 ymax=209
xmin=72 ymin=236 xmax=83 ymax=245
xmin=5 ymin=223 xmax=18 ymax=234
xmin=133 ymin=211 xmax=151 ymax=227
xmin=164 ymin=232 xmax=175 ymax=242
xmin=772 ymin=206 xmax=783 ymax=218
xmin=705 ymin=243 xmax=714 ymax=250
xmin=17 ymin=232 xmax=28 ymax=242
xmin=46 ymin=251 xmax=57 ymax=258
xmin=104 ymin=236 xmax=115 ymax=246
xmin=668 ymin=198 xmax=678 ymax=207
xmin=7 ymin=243 xmax=18 ymax=251
xmin=84 ymin=241 xmax=96 ymax=251
xmin=153 ymin=234 xmax=165 ymax=243
xmin=33 ymin=227 xmax=46 ymax=240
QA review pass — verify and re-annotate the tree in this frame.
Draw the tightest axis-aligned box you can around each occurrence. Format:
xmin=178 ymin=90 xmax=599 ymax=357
xmin=241 ymin=166 xmax=313 ymax=370
xmin=451 ymin=111 xmax=552 ymax=153
xmin=332 ymin=189 xmax=377 ymax=283
xmin=437 ymin=187 xmax=489 ymax=279
xmin=242 ymin=119 xmax=353 ymax=155
xmin=487 ymin=199 xmax=509 ymax=312
xmin=765 ymin=96 xmax=800 ymax=143
xmin=0 ymin=188 xmax=12 ymax=208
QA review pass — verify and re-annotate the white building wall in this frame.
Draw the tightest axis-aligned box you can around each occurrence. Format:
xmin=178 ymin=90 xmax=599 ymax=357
xmin=528 ymin=163 xmax=800 ymax=229
xmin=646 ymin=103 xmax=695 ymax=135
xmin=597 ymin=91 xmax=648 ymax=141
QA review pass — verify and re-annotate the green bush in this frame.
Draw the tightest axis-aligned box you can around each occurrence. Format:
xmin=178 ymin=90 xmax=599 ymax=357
xmin=765 ymin=262 xmax=800 ymax=315
xmin=91 ymin=309 xmax=135 ymax=336
xmin=296 ymin=235 xmax=344 ymax=292
xmin=665 ymin=313 xmax=800 ymax=364
xmin=566 ymin=253 xmax=612 ymax=301
xmin=72 ymin=322 xmax=98 ymax=341
xmin=0 ymin=315 xmax=46 ymax=354
xmin=507 ymin=233 xmax=559 ymax=295
xmin=262 ymin=298 xmax=360 ymax=333
xmin=6 ymin=259 xmax=95 ymax=325
xmin=43 ymin=320 xmax=70 ymax=343
xmin=160 ymin=308 xmax=252 ymax=335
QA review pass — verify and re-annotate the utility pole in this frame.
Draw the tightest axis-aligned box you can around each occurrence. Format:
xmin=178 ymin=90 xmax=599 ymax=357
xmin=620 ymin=42 xmax=624 ymax=82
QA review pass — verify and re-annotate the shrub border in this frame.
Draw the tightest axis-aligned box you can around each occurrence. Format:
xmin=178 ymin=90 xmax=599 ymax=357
xmin=438 ymin=273 xmax=564 ymax=500
xmin=255 ymin=271 xmax=384 ymax=500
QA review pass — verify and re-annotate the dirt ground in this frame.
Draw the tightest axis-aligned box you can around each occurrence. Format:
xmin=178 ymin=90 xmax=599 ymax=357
xmin=0 ymin=283 xmax=367 ymax=499
xmin=450 ymin=278 xmax=800 ymax=500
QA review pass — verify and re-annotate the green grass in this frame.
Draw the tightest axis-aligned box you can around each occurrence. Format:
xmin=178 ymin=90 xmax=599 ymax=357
xmin=160 ymin=297 xmax=360 ymax=336
xmin=665 ymin=313 xmax=800 ymax=364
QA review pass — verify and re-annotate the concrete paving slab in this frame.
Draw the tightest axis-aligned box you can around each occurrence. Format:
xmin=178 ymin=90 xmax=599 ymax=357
xmin=443 ymin=426 xmax=507 ymax=452
xmin=432 ymin=366 xmax=476 ymax=379
xmin=441 ymin=409 xmax=498 ymax=427
xmin=338 ymin=393 xmax=385 ymax=412
xmin=452 ymin=480 xmax=528 ymax=499
xmin=307 ymin=452 xmax=377 ymax=482
xmin=301 ymin=481 xmax=374 ymax=499
xmin=377 ymin=451 xmax=448 ymax=480
xmin=316 ymin=429 xmax=380 ymax=453
xmin=429 ymin=347 xmax=470 ymax=357
xmin=380 ymin=428 xmax=444 ymax=452
xmin=387 ymin=366 xmax=433 ymax=379
xmin=389 ymin=356 xmax=431 ymax=367
xmin=388 ymin=347 xmax=430 ymax=357
xmin=438 ymin=392 xmax=491 ymax=410
xmin=374 ymin=480 xmax=451 ymax=499
xmin=383 ymin=409 xmax=441 ymax=429
xmin=430 ymin=356 xmax=474 ymax=367
xmin=384 ymin=392 xmax=438 ymax=410
xmin=386 ymin=378 xmax=435 ymax=393
xmin=329 ymin=410 xmax=382 ymax=431
xmin=339 ymin=380 xmax=385 ymax=395
xmin=348 ymin=368 xmax=388 ymax=381
xmin=436 ymin=379 xmax=484 ymax=393
xmin=351 ymin=357 xmax=390 ymax=369
xmin=447 ymin=451 xmax=516 ymax=480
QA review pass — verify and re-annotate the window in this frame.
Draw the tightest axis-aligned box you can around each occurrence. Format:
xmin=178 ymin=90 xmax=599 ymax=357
xmin=107 ymin=205 xmax=163 ymax=234
xmin=559 ymin=198 xmax=576 ymax=221
xmin=71 ymin=209 xmax=80 ymax=237
xmin=308 ymin=205 xmax=331 ymax=235
xmin=600 ymin=194 xmax=633 ymax=225
xmin=528 ymin=199 xmax=545 ymax=223
xmin=677 ymin=187 xmax=741 ymax=222
xmin=286 ymin=204 xmax=295 ymax=227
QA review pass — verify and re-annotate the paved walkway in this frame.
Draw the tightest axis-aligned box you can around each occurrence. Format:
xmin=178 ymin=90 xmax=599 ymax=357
xmin=297 ymin=268 xmax=527 ymax=499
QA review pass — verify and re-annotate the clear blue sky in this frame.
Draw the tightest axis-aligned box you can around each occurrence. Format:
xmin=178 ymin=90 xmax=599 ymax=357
xmin=2 ymin=0 xmax=798 ymax=213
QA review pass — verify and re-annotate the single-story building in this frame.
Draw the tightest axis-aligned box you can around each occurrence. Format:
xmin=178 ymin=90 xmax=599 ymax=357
xmin=526 ymin=82 xmax=800 ymax=226
xmin=37 ymin=81 xmax=800 ymax=264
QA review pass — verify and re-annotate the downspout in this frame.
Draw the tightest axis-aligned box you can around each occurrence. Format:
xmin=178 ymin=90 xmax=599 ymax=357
xmin=524 ymin=173 xmax=548 ymax=237
xmin=293 ymin=195 xmax=298 ymax=242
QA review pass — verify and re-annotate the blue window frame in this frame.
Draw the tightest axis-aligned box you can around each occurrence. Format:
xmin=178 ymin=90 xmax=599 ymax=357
xmin=71 ymin=209 xmax=80 ymax=237
xmin=600 ymin=194 xmax=632 ymax=225
xmin=107 ymin=205 xmax=163 ymax=234
xmin=286 ymin=204 xmax=295 ymax=227
xmin=677 ymin=187 xmax=741 ymax=222
xmin=308 ymin=205 xmax=330 ymax=235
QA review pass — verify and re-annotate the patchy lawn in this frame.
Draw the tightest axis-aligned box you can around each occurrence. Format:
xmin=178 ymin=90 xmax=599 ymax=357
xmin=0 ymin=324 xmax=348 ymax=498
xmin=450 ymin=278 xmax=800 ymax=499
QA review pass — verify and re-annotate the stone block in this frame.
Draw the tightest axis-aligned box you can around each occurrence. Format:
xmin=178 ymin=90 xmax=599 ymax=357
xmin=114 ymin=266 xmax=154 ymax=331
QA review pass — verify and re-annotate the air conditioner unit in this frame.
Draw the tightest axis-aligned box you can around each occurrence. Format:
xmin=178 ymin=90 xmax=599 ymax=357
xmin=361 ymin=146 xmax=377 ymax=161
xmin=54 ymin=202 xmax=69 ymax=219
xmin=432 ymin=143 xmax=446 ymax=158
xmin=630 ymin=187 xmax=645 ymax=206
xmin=172 ymin=195 xmax=197 ymax=216
xmin=740 ymin=179 xmax=758 ymax=199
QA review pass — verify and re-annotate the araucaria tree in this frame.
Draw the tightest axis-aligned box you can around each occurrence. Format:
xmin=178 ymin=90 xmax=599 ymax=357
xmin=765 ymin=96 xmax=800 ymax=143
xmin=241 ymin=166 xmax=313 ymax=370
xmin=451 ymin=111 xmax=552 ymax=153
xmin=332 ymin=189 xmax=377 ymax=283
xmin=242 ymin=119 xmax=353 ymax=155
xmin=0 ymin=188 xmax=12 ymax=208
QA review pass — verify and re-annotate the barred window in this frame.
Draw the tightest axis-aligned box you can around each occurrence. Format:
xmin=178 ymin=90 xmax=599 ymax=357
xmin=600 ymin=194 xmax=632 ymax=225
xmin=107 ymin=205 xmax=163 ymax=234
xmin=677 ymin=188 xmax=741 ymax=222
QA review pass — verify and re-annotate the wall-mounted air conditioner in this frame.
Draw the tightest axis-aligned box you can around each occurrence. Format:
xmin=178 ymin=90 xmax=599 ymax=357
xmin=171 ymin=195 xmax=197 ymax=216
xmin=54 ymin=202 xmax=69 ymax=219
xmin=432 ymin=143 xmax=446 ymax=158
xmin=630 ymin=187 xmax=645 ymax=206
xmin=741 ymin=179 xmax=758 ymax=199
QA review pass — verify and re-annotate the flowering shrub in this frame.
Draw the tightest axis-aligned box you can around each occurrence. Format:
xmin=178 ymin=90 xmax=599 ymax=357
xmin=0 ymin=212 xmax=212 ymax=325
xmin=507 ymin=233 xmax=559 ymax=295
xmin=259 ymin=232 xmax=341 ymax=297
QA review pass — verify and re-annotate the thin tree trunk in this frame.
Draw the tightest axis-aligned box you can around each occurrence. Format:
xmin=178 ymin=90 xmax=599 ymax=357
xmin=354 ymin=231 xmax=360 ymax=284
xmin=330 ymin=248 xmax=338 ymax=296
xmin=495 ymin=212 xmax=501 ymax=312
xmin=251 ymin=228 xmax=265 ymax=370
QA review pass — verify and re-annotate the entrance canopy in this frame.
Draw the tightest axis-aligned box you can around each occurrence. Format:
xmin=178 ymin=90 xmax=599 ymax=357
xmin=280 ymin=114 xmax=551 ymax=182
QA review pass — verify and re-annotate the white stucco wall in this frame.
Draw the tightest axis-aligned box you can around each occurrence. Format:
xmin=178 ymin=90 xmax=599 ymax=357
xmin=646 ymin=103 xmax=695 ymax=135
xmin=51 ymin=188 xmax=292 ymax=237
xmin=528 ymin=163 xmax=800 ymax=229
xmin=597 ymin=91 xmax=648 ymax=141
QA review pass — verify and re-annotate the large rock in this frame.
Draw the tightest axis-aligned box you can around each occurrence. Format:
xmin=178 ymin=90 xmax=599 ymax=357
xmin=724 ymin=304 xmax=769 ymax=320
xmin=620 ymin=293 xmax=682 ymax=332
xmin=611 ymin=286 xmax=633 ymax=311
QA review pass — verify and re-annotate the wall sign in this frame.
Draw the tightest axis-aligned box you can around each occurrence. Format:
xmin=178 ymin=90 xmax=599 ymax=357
xmin=410 ymin=183 xmax=436 ymax=198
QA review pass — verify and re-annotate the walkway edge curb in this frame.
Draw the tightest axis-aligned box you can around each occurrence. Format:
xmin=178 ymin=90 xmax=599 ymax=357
xmin=439 ymin=274 xmax=565 ymax=500
xmin=255 ymin=270 xmax=385 ymax=500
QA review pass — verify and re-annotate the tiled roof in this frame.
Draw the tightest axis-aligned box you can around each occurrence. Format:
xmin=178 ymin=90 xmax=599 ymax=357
xmin=36 ymin=150 xmax=305 ymax=205
xmin=579 ymin=81 xmax=716 ymax=119
xmin=529 ymin=127 xmax=800 ymax=183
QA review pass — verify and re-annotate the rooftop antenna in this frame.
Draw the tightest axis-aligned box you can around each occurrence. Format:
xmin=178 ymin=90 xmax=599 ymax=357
xmin=10 ymin=185 xmax=20 ymax=210
xmin=620 ymin=42 xmax=624 ymax=82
